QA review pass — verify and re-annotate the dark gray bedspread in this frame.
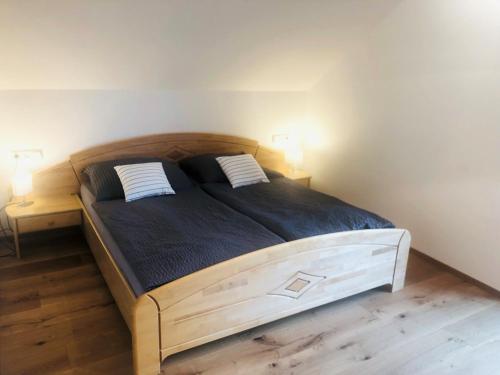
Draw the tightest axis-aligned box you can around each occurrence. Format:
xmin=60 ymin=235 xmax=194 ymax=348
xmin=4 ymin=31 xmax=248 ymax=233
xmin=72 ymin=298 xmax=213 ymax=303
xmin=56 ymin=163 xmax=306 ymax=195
xmin=92 ymin=187 xmax=284 ymax=293
xmin=202 ymin=178 xmax=394 ymax=241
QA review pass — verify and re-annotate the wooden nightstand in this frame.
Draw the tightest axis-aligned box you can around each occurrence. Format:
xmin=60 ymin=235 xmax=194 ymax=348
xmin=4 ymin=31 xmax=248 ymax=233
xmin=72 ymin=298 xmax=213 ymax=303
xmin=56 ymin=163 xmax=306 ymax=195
xmin=6 ymin=194 xmax=82 ymax=259
xmin=283 ymin=169 xmax=311 ymax=188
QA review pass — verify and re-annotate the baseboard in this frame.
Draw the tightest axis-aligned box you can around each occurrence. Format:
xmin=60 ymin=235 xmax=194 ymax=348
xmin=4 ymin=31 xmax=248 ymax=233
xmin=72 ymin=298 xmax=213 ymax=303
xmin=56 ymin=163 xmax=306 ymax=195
xmin=411 ymin=248 xmax=500 ymax=297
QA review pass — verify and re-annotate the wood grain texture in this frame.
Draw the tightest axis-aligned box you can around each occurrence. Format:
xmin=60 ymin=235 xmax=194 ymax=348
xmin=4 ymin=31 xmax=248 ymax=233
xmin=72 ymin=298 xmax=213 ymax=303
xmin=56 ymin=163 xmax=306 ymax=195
xmin=6 ymin=194 xmax=81 ymax=219
xmin=32 ymin=161 xmax=80 ymax=196
xmin=391 ymin=230 xmax=411 ymax=292
xmin=411 ymin=248 xmax=500 ymax=297
xmin=254 ymin=145 xmax=288 ymax=174
xmin=282 ymin=169 xmax=311 ymax=181
xmin=70 ymin=133 xmax=261 ymax=181
xmin=27 ymin=133 xmax=410 ymax=375
xmin=133 ymin=296 xmax=161 ymax=375
xmin=82 ymin=206 xmax=409 ymax=374
xmin=149 ymin=229 xmax=409 ymax=360
xmin=16 ymin=211 xmax=81 ymax=233
xmin=283 ymin=169 xmax=312 ymax=188
xmin=81 ymin=200 xmax=136 ymax=329
xmin=31 ymin=133 xmax=288 ymax=195
xmin=5 ymin=194 xmax=82 ymax=258
xmin=1 ymin=231 xmax=499 ymax=375
xmin=0 ymin=229 xmax=132 ymax=375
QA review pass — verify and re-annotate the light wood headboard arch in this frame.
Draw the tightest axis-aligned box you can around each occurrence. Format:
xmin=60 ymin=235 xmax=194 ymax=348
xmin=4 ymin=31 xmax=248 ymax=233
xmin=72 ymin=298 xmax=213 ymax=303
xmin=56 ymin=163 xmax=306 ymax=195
xmin=32 ymin=133 xmax=286 ymax=195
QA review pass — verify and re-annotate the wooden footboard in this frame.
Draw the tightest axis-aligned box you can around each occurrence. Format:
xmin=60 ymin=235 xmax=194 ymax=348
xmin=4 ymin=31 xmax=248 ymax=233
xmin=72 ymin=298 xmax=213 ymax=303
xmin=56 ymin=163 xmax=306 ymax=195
xmin=131 ymin=228 xmax=410 ymax=374
xmin=82 ymin=196 xmax=410 ymax=375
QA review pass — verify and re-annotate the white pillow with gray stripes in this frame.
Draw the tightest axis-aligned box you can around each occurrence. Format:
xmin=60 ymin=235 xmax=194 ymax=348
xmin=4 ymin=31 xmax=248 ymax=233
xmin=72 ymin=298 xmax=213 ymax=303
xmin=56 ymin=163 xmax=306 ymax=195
xmin=114 ymin=162 xmax=175 ymax=202
xmin=216 ymin=154 xmax=270 ymax=188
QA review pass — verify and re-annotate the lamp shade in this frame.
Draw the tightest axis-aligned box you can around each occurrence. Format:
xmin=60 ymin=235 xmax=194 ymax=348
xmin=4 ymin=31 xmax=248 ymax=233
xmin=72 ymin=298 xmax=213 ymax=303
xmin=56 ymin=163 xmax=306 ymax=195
xmin=12 ymin=168 xmax=33 ymax=197
xmin=285 ymin=142 xmax=304 ymax=171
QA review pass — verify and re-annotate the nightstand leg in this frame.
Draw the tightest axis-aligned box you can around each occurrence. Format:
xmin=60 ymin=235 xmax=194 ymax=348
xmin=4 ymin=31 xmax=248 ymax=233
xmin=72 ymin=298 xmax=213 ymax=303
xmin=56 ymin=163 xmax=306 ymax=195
xmin=12 ymin=221 xmax=21 ymax=259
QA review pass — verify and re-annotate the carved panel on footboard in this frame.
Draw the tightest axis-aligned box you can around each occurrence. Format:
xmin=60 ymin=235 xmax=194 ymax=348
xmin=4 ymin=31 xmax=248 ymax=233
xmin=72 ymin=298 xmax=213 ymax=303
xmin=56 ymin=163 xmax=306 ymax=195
xmin=154 ymin=229 xmax=407 ymax=359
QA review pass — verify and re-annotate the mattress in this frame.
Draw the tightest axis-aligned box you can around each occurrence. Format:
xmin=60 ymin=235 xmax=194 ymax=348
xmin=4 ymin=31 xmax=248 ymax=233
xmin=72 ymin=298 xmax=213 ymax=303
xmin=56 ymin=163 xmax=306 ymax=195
xmin=202 ymin=178 xmax=394 ymax=241
xmin=81 ymin=184 xmax=284 ymax=295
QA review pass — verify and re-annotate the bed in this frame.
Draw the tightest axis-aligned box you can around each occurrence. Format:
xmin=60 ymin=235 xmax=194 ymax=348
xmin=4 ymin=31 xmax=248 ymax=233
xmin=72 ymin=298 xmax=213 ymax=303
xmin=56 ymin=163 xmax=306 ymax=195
xmin=81 ymin=182 xmax=284 ymax=295
xmin=33 ymin=133 xmax=411 ymax=375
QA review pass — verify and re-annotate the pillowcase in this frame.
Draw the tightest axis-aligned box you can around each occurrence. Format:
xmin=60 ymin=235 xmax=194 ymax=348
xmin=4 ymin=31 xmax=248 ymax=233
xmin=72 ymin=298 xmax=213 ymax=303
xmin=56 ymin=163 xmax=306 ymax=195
xmin=159 ymin=160 xmax=194 ymax=191
xmin=114 ymin=162 xmax=175 ymax=202
xmin=216 ymin=154 xmax=270 ymax=188
xmin=178 ymin=153 xmax=282 ymax=183
xmin=178 ymin=153 xmax=233 ymax=183
xmin=83 ymin=157 xmax=193 ymax=201
xmin=263 ymin=168 xmax=284 ymax=179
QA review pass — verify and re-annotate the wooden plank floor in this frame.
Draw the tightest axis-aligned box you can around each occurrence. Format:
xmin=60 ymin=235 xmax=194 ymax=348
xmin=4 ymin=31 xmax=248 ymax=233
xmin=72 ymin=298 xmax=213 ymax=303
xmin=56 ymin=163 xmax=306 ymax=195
xmin=1 ymin=230 xmax=499 ymax=375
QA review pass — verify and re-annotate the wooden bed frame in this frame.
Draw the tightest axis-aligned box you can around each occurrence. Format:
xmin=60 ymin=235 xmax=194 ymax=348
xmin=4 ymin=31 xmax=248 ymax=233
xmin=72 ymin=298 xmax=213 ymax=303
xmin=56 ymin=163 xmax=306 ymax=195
xmin=33 ymin=133 xmax=411 ymax=375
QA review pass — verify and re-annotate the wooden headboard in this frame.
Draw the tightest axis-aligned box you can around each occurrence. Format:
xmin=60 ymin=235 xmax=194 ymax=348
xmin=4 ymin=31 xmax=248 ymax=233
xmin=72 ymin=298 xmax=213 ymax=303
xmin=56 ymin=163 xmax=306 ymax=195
xmin=32 ymin=133 xmax=287 ymax=195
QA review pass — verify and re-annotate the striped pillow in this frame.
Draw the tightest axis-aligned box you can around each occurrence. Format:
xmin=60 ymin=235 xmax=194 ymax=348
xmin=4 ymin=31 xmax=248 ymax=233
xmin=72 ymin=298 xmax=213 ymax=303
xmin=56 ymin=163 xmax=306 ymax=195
xmin=114 ymin=162 xmax=175 ymax=202
xmin=216 ymin=154 xmax=270 ymax=188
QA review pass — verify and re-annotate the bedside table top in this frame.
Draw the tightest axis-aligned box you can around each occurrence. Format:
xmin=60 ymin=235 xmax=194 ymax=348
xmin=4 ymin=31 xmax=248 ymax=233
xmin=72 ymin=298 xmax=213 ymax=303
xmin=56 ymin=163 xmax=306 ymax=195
xmin=6 ymin=194 xmax=81 ymax=219
xmin=283 ymin=169 xmax=311 ymax=180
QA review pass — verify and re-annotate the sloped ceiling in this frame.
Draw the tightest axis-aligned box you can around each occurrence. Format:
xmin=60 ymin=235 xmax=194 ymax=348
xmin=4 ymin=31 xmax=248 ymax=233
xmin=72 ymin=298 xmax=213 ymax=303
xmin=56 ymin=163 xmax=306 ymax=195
xmin=0 ymin=0 xmax=400 ymax=90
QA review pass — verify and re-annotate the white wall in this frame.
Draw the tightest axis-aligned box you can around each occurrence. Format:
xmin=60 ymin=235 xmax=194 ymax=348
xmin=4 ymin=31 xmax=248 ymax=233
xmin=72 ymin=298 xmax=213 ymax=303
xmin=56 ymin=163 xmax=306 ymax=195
xmin=0 ymin=90 xmax=306 ymax=207
xmin=2 ymin=0 xmax=499 ymax=290
xmin=0 ymin=0 xmax=393 ymax=91
xmin=1 ymin=0 xmax=326 ymax=210
xmin=306 ymin=0 xmax=500 ymax=290
xmin=0 ymin=0 xmax=386 ymax=206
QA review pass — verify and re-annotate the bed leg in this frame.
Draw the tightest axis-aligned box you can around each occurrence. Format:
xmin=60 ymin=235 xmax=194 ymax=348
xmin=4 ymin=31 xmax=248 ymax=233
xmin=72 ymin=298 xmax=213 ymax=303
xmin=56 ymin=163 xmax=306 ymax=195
xmin=133 ymin=295 xmax=162 ymax=375
xmin=391 ymin=230 xmax=411 ymax=293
